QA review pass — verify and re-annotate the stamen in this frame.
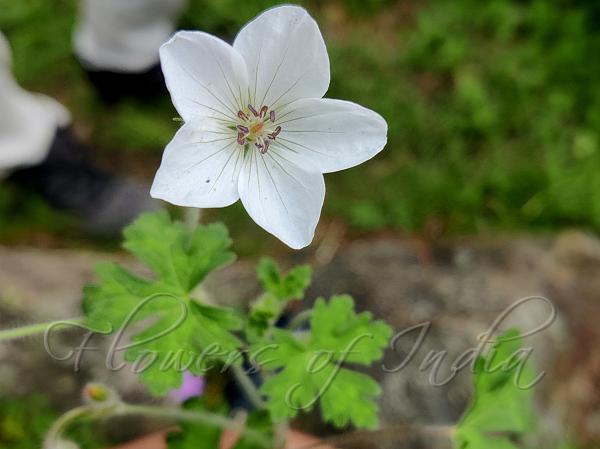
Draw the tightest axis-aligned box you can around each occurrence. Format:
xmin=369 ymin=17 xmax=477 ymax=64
xmin=262 ymin=139 xmax=270 ymax=154
xmin=268 ymin=126 xmax=282 ymax=140
xmin=235 ymin=106 xmax=280 ymax=152
xmin=248 ymin=105 xmax=259 ymax=117
xmin=255 ymin=136 xmax=269 ymax=153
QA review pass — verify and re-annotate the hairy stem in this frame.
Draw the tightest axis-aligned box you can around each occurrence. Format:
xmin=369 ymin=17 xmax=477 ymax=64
xmin=43 ymin=405 xmax=99 ymax=448
xmin=119 ymin=404 xmax=270 ymax=446
xmin=44 ymin=401 xmax=271 ymax=448
xmin=274 ymin=421 xmax=289 ymax=449
xmin=0 ymin=317 xmax=84 ymax=343
xmin=231 ymin=363 xmax=266 ymax=410
xmin=184 ymin=207 xmax=202 ymax=230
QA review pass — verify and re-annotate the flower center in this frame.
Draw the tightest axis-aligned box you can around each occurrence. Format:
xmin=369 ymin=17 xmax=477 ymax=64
xmin=250 ymin=121 xmax=264 ymax=135
xmin=235 ymin=104 xmax=282 ymax=154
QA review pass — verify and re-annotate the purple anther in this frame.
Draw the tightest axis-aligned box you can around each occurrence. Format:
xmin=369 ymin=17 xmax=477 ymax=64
xmin=259 ymin=105 xmax=268 ymax=118
xmin=269 ymin=111 xmax=276 ymax=122
xmin=237 ymin=133 xmax=246 ymax=145
xmin=269 ymin=126 xmax=282 ymax=139
xmin=237 ymin=124 xmax=249 ymax=133
xmin=248 ymin=104 xmax=259 ymax=117
xmin=262 ymin=140 xmax=270 ymax=154
xmin=237 ymin=110 xmax=248 ymax=120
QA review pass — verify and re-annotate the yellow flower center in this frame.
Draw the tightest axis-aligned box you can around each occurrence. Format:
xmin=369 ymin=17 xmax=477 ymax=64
xmin=250 ymin=121 xmax=264 ymax=136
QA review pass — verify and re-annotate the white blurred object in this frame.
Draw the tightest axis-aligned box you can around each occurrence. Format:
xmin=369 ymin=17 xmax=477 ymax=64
xmin=74 ymin=0 xmax=187 ymax=72
xmin=0 ymin=33 xmax=71 ymax=171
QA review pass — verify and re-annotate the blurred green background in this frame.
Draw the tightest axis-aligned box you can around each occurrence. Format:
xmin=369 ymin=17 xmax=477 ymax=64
xmin=0 ymin=0 xmax=599 ymax=254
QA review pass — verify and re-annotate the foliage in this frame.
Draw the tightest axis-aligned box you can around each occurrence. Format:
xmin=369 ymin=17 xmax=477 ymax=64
xmin=0 ymin=396 xmax=112 ymax=449
xmin=454 ymin=329 xmax=536 ymax=449
xmin=327 ymin=0 xmax=600 ymax=233
xmin=5 ymin=212 xmax=583 ymax=447
xmin=0 ymin=396 xmax=56 ymax=449
xmin=82 ymin=211 xmax=391 ymax=430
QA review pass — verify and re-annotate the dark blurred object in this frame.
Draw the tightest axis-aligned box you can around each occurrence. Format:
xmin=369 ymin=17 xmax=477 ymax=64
xmin=9 ymin=128 xmax=160 ymax=236
xmin=80 ymin=61 xmax=167 ymax=103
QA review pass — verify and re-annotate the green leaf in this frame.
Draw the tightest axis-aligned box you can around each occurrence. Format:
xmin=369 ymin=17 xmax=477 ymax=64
xmin=257 ymin=258 xmax=311 ymax=301
xmin=255 ymin=295 xmax=392 ymax=429
xmin=123 ymin=211 xmax=235 ymax=293
xmin=83 ymin=212 xmax=242 ymax=395
xmin=454 ymin=329 xmax=537 ymax=449
xmin=167 ymin=398 xmax=226 ymax=449
xmin=311 ymin=295 xmax=391 ymax=365
xmin=247 ymin=259 xmax=312 ymax=342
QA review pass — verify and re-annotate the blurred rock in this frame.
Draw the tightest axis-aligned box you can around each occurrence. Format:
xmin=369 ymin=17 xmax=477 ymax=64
xmin=306 ymin=232 xmax=598 ymax=446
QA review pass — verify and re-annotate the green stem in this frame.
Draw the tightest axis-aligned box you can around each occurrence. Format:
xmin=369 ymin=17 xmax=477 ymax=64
xmin=43 ymin=406 xmax=97 ymax=448
xmin=231 ymin=363 xmax=266 ymax=410
xmin=0 ymin=317 xmax=84 ymax=343
xmin=288 ymin=309 xmax=312 ymax=330
xmin=44 ymin=402 xmax=271 ymax=448
xmin=184 ymin=207 xmax=201 ymax=230
xmin=274 ymin=421 xmax=289 ymax=449
xmin=119 ymin=404 xmax=270 ymax=447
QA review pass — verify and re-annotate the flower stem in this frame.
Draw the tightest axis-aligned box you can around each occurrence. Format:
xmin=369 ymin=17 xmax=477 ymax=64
xmin=274 ymin=421 xmax=289 ymax=449
xmin=288 ymin=309 xmax=312 ymax=330
xmin=43 ymin=406 xmax=97 ymax=448
xmin=44 ymin=401 xmax=271 ymax=448
xmin=231 ymin=363 xmax=266 ymax=410
xmin=0 ymin=317 xmax=84 ymax=343
xmin=184 ymin=207 xmax=201 ymax=231
xmin=118 ymin=404 xmax=270 ymax=447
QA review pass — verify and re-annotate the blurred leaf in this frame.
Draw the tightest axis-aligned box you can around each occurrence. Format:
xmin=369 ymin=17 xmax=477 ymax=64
xmin=247 ymin=258 xmax=311 ymax=341
xmin=454 ymin=329 xmax=537 ymax=449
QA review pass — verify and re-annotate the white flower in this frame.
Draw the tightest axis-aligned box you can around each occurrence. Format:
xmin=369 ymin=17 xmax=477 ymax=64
xmin=151 ymin=5 xmax=387 ymax=249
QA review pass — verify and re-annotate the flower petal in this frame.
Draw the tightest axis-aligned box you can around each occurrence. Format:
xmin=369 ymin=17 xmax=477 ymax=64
xmin=160 ymin=31 xmax=249 ymax=121
xmin=274 ymin=98 xmax=388 ymax=173
xmin=233 ymin=5 xmax=329 ymax=110
xmin=238 ymin=150 xmax=325 ymax=249
xmin=151 ymin=118 xmax=243 ymax=208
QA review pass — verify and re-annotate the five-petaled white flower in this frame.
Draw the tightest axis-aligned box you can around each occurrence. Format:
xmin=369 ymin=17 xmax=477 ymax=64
xmin=151 ymin=5 xmax=387 ymax=249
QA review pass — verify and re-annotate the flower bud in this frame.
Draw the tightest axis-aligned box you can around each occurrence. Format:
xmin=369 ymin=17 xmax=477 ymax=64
xmin=82 ymin=382 xmax=120 ymax=407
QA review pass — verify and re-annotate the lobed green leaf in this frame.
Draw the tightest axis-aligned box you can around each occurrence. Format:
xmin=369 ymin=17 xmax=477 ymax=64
xmin=83 ymin=212 xmax=242 ymax=395
xmin=255 ymin=295 xmax=392 ymax=429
